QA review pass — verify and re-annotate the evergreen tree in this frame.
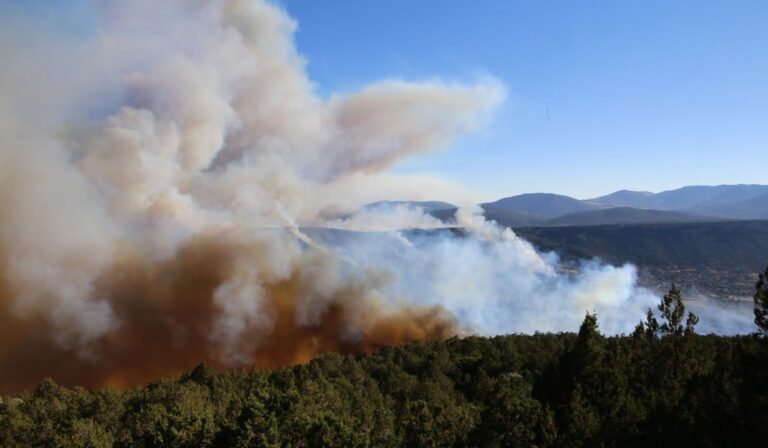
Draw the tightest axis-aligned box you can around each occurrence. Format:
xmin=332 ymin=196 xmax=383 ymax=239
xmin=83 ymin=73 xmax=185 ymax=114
xmin=634 ymin=308 xmax=660 ymax=339
xmin=558 ymin=313 xmax=606 ymax=446
xmin=577 ymin=312 xmax=601 ymax=350
xmin=755 ymin=266 xmax=768 ymax=337
xmin=684 ymin=311 xmax=699 ymax=335
xmin=634 ymin=285 xmax=698 ymax=338
xmin=657 ymin=284 xmax=698 ymax=336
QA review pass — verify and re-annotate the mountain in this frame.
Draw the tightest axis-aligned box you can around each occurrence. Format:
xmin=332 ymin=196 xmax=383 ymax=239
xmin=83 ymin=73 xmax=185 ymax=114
xmin=546 ymin=207 xmax=717 ymax=226
xmin=362 ymin=184 xmax=768 ymax=227
xmin=480 ymin=206 xmax=548 ymax=227
xmin=654 ymin=184 xmax=768 ymax=210
xmin=693 ymin=192 xmax=768 ymax=219
xmin=429 ymin=206 xmax=546 ymax=227
xmin=591 ymin=184 xmax=768 ymax=218
xmin=589 ymin=190 xmax=657 ymax=208
xmin=427 ymin=206 xmax=711 ymax=228
xmin=482 ymin=193 xmax=599 ymax=218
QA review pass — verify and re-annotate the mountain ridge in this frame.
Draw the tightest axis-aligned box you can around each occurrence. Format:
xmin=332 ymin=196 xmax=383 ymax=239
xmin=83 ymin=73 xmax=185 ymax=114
xmin=368 ymin=184 xmax=768 ymax=226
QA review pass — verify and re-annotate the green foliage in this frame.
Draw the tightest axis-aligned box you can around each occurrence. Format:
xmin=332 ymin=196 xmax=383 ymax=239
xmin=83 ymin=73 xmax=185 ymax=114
xmin=515 ymin=220 xmax=768 ymax=274
xmin=659 ymin=284 xmax=685 ymax=335
xmin=2 ymin=329 xmax=768 ymax=447
xmin=633 ymin=308 xmax=660 ymax=339
xmin=636 ymin=284 xmax=698 ymax=338
xmin=755 ymin=266 xmax=768 ymax=336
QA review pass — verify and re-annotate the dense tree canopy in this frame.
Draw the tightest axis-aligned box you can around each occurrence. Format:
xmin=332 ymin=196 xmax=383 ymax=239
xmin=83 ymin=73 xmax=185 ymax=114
xmin=1 ymin=329 xmax=767 ymax=447
xmin=755 ymin=266 xmax=768 ymax=336
xmin=2 ymin=272 xmax=768 ymax=447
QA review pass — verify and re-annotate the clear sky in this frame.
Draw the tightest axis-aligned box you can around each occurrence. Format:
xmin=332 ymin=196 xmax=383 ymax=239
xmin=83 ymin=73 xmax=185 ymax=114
xmin=4 ymin=0 xmax=767 ymax=200
xmin=280 ymin=0 xmax=768 ymax=200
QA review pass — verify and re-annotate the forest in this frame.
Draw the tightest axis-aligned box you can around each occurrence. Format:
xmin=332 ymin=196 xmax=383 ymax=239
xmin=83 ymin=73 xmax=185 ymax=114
xmin=1 ymin=270 xmax=768 ymax=447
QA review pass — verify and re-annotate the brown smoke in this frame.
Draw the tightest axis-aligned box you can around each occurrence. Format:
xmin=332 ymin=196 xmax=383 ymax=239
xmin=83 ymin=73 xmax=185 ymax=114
xmin=0 ymin=231 xmax=457 ymax=394
xmin=0 ymin=0 xmax=497 ymax=394
xmin=1 ymin=0 xmax=709 ymax=395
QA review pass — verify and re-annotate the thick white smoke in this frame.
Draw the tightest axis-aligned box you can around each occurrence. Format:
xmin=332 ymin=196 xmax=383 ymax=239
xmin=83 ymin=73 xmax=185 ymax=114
xmin=312 ymin=207 xmax=658 ymax=335
xmin=0 ymin=0 xmax=752 ymax=390
xmin=0 ymin=0 xmax=502 ymax=365
xmin=316 ymin=205 xmax=752 ymax=335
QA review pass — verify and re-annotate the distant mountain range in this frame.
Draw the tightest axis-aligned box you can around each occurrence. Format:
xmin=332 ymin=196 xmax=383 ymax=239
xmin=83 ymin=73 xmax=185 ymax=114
xmin=484 ymin=193 xmax=594 ymax=218
xmin=361 ymin=185 xmax=768 ymax=298
xmin=544 ymin=207 xmax=719 ymax=226
xmin=589 ymin=184 xmax=768 ymax=217
xmin=373 ymin=184 xmax=768 ymax=227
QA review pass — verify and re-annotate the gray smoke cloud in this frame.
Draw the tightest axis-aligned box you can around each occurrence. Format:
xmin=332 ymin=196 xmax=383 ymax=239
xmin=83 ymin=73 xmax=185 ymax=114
xmin=0 ymin=0 xmax=753 ymax=391
xmin=316 ymin=205 xmax=753 ymax=336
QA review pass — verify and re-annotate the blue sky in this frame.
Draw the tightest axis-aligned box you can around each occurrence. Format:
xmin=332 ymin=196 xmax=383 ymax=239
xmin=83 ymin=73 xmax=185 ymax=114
xmin=281 ymin=0 xmax=768 ymax=200
xmin=4 ymin=0 xmax=767 ymax=200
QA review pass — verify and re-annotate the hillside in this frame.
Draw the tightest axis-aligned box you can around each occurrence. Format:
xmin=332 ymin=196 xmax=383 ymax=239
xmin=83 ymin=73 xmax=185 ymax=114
xmin=479 ymin=205 xmax=548 ymax=227
xmin=515 ymin=220 xmax=768 ymax=297
xmin=693 ymin=192 xmax=768 ymax=219
xmin=467 ymin=184 xmax=768 ymax=224
xmin=2 ymin=331 xmax=767 ymax=447
xmin=588 ymin=189 xmax=657 ymax=208
xmin=546 ymin=207 xmax=717 ymax=226
xmin=653 ymin=184 xmax=768 ymax=210
xmin=428 ymin=205 xmax=715 ymax=228
xmin=362 ymin=184 xmax=768 ymax=227
xmin=591 ymin=184 xmax=768 ymax=218
xmin=313 ymin=220 xmax=768 ymax=299
xmin=482 ymin=193 xmax=598 ymax=218
xmin=515 ymin=220 xmax=768 ymax=270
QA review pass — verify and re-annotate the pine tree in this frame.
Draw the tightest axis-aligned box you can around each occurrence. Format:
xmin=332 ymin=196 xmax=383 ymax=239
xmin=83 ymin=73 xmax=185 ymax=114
xmin=577 ymin=312 xmax=601 ymax=348
xmin=755 ymin=266 xmax=768 ymax=337
xmin=634 ymin=308 xmax=660 ymax=339
xmin=657 ymin=284 xmax=698 ymax=336
xmin=559 ymin=312 xmax=606 ymax=445
xmin=635 ymin=284 xmax=698 ymax=338
xmin=684 ymin=310 xmax=699 ymax=335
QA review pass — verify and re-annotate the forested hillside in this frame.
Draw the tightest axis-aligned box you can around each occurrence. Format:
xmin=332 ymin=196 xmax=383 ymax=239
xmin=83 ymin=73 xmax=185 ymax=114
xmin=516 ymin=220 xmax=768 ymax=297
xmin=3 ymin=318 xmax=768 ymax=447
xmin=515 ymin=220 xmax=768 ymax=270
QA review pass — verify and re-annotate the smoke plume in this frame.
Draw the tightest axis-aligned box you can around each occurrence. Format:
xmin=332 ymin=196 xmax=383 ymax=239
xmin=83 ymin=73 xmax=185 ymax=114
xmin=0 ymin=0 xmax=751 ymax=393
